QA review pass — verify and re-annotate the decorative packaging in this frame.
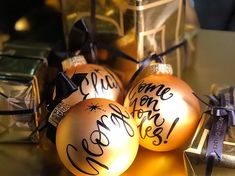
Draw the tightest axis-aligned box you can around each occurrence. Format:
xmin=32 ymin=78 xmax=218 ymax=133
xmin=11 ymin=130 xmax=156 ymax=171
xmin=2 ymin=40 xmax=61 ymax=71
xmin=0 ymin=53 xmax=47 ymax=143
xmin=3 ymin=41 xmax=51 ymax=58
xmin=2 ymin=41 xmax=61 ymax=102
xmin=184 ymin=25 xmax=198 ymax=69
xmin=184 ymin=0 xmax=200 ymax=70
xmin=184 ymin=86 xmax=235 ymax=176
xmin=61 ymin=0 xmax=185 ymax=85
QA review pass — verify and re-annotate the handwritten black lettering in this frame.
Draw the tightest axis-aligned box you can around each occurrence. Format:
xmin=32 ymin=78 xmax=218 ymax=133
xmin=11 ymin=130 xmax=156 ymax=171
xmin=79 ymin=77 xmax=90 ymax=100
xmin=137 ymin=81 xmax=173 ymax=100
xmin=82 ymin=115 xmax=110 ymax=157
xmin=109 ymin=103 xmax=135 ymax=137
xmin=153 ymin=127 xmax=163 ymax=146
xmin=101 ymin=75 xmax=119 ymax=91
xmin=126 ymin=79 xmax=179 ymax=146
xmin=66 ymin=103 xmax=135 ymax=175
xmin=66 ymin=144 xmax=108 ymax=175
xmin=91 ymin=72 xmax=99 ymax=94
xmin=78 ymin=70 xmax=120 ymax=99
xmin=140 ymin=95 xmax=160 ymax=112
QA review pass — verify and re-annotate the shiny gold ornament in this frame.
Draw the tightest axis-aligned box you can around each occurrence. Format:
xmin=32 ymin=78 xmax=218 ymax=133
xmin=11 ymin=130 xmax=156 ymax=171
xmin=63 ymin=63 xmax=124 ymax=107
xmin=124 ymin=64 xmax=200 ymax=151
xmin=56 ymin=98 xmax=139 ymax=176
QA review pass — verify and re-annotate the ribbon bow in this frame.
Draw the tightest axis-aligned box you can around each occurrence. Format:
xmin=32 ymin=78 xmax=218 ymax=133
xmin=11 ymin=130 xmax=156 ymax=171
xmin=211 ymin=106 xmax=235 ymax=126
xmin=204 ymin=86 xmax=235 ymax=176
xmin=45 ymin=72 xmax=87 ymax=143
xmin=46 ymin=72 xmax=78 ymax=112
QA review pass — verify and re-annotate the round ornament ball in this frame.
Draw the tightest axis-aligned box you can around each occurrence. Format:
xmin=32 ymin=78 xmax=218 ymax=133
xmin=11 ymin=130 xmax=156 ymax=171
xmin=63 ymin=64 xmax=123 ymax=107
xmin=124 ymin=64 xmax=201 ymax=151
xmin=56 ymin=98 xmax=139 ymax=176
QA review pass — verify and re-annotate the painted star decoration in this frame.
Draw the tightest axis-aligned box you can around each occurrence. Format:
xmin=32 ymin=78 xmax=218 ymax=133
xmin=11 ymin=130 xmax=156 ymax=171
xmin=87 ymin=103 xmax=105 ymax=112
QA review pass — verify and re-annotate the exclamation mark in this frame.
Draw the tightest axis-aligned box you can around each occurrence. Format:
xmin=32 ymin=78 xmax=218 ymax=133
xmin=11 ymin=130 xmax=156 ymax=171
xmin=164 ymin=117 xmax=179 ymax=144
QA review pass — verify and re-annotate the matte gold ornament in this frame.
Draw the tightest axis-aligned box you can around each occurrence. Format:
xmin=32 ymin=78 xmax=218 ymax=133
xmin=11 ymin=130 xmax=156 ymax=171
xmin=124 ymin=63 xmax=201 ymax=151
xmin=64 ymin=63 xmax=124 ymax=107
xmin=56 ymin=98 xmax=139 ymax=176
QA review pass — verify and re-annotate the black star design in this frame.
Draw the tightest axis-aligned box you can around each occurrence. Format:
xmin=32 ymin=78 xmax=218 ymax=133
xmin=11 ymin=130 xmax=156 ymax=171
xmin=87 ymin=103 xmax=102 ymax=112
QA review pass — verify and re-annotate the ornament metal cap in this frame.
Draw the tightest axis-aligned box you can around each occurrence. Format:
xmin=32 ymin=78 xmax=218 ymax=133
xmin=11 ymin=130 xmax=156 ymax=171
xmin=62 ymin=54 xmax=87 ymax=71
xmin=150 ymin=63 xmax=173 ymax=75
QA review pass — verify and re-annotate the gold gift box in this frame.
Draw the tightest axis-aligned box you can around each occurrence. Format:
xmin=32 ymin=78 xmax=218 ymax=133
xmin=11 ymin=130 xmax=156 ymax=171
xmin=184 ymin=88 xmax=235 ymax=176
xmin=0 ymin=54 xmax=47 ymax=143
xmin=61 ymin=0 xmax=185 ymax=85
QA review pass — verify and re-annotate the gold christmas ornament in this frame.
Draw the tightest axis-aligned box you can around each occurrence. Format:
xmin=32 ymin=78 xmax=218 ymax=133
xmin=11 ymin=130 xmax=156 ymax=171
xmin=63 ymin=63 xmax=124 ymax=107
xmin=56 ymin=98 xmax=139 ymax=176
xmin=124 ymin=63 xmax=201 ymax=151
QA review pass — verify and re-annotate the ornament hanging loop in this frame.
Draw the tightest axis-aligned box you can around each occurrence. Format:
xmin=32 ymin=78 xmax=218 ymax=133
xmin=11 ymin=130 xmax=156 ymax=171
xmin=149 ymin=53 xmax=164 ymax=64
xmin=62 ymin=54 xmax=87 ymax=71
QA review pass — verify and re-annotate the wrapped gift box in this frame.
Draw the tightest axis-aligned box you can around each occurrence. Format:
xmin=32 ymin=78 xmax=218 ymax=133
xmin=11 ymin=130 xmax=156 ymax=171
xmin=61 ymin=0 xmax=185 ymax=85
xmin=3 ymin=41 xmax=51 ymax=58
xmin=0 ymin=53 xmax=48 ymax=143
xmin=184 ymin=86 xmax=235 ymax=176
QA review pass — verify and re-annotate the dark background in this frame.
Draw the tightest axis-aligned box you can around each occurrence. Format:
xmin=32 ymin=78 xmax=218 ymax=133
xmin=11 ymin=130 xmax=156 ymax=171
xmin=0 ymin=0 xmax=63 ymax=43
xmin=194 ymin=0 xmax=235 ymax=31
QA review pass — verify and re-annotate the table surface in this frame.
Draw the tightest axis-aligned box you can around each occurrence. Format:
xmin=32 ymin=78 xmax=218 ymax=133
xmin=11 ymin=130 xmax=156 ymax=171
xmin=1 ymin=29 xmax=235 ymax=176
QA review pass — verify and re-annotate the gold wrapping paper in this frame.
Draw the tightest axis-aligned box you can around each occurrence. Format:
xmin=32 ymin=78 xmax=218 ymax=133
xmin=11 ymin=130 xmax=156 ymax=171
xmin=61 ymin=0 xmax=185 ymax=85
xmin=184 ymin=24 xmax=198 ymax=69
xmin=0 ymin=54 xmax=47 ymax=143
xmin=183 ymin=0 xmax=199 ymax=70
xmin=184 ymin=88 xmax=235 ymax=176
